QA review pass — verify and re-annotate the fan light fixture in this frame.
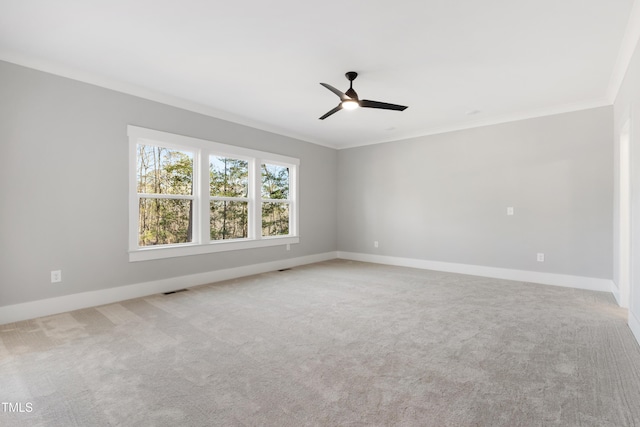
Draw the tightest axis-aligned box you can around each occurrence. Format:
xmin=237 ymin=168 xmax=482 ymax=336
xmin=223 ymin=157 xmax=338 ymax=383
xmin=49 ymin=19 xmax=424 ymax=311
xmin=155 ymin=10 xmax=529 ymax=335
xmin=319 ymin=71 xmax=408 ymax=120
xmin=342 ymin=99 xmax=359 ymax=110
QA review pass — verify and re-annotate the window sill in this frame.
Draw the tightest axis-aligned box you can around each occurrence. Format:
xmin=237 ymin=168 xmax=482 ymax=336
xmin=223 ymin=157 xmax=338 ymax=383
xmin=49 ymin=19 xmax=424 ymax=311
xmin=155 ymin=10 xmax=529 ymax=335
xmin=129 ymin=236 xmax=300 ymax=262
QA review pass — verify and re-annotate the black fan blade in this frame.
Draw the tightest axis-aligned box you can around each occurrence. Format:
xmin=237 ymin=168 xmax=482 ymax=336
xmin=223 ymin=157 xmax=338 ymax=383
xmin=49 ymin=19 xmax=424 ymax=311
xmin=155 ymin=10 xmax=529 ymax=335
xmin=319 ymin=104 xmax=343 ymax=120
xmin=360 ymin=99 xmax=408 ymax=111
xmin=320 ymin=83 xmax=350 ymax=101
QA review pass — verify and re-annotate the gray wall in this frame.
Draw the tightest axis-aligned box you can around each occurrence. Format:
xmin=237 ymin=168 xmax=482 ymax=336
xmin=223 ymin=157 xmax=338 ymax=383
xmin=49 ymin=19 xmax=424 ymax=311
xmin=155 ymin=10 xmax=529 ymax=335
xmin=0 ymin=61 xmax=337 ymax=307
xmin=614 ymin=35 xmax=640 ymax=323
xmin=0 ymin=58 xmax=616 ymax=311
xmin=338 ymin=107 xmax=613 ymax=279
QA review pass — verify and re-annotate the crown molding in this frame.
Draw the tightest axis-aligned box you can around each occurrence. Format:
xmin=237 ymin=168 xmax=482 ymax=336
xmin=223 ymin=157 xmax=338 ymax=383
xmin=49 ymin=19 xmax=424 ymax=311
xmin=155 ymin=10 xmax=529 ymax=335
xmin=337 ymin=98 xmax=611 ymax=149
xmin=0 ymin=51 xmax=338 ymax=150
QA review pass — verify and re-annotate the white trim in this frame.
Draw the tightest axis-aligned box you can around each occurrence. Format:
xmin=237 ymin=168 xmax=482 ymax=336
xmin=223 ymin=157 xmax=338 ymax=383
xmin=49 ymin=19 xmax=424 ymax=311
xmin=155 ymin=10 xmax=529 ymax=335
xmin=262 ymin=198 xmax=292 ymax=203
xmin=629 ymin=310 xmax=640 ymax=347
xmin=129 ymin=125 xmax=300 ymax=261
xmin=130 ymin=236 xmax=300 ymax=262
xmin=0 ymin=54 xmax=621 ymax=151
xmin=337 ymin=98 xmax=611 ymax=149
xmin=210 ymin=196 xmax=249 ymax=203
xmin=289 ymin=163 xmax=299 ymax=236
xmin=250 ymin=158 xmax=261 ymax=240
xmin=0 ymin=252 xmax=337 ymax=325
xmin=612 ymin=284 xmax=622 ymax=306
xmin=618 ymin=118 xmax=632 ymax=307
xmin=0 ymin=52 xmax=335 ymax=149
xmin=337 ymin=251 xmax=614 ymax=293
xmin=129 ymin=135 xmax=139 ymax=251
xmin=607 ymin=0 xmax=640 ymax=103
xmin=138 ymin=193 xmax=194 ymax=200
xmin=128 ymin=126 xmax=301 ymax=165
xmin=1 ymin=251 xmax=624 ymax=328
xmin=197 ymin=150 xmax=209 ymax=244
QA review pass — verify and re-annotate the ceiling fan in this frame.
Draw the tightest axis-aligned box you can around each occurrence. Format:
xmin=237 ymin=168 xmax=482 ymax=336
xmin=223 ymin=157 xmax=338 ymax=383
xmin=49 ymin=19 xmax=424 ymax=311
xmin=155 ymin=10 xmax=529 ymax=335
xmin=319 ymin=71 xmax=408 ymax=120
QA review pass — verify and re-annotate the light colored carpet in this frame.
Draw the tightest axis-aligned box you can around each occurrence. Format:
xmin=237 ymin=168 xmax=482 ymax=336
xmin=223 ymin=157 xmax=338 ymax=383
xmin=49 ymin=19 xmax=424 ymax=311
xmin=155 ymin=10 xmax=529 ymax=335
xmin=2 ymin=259 xmax=640 ymax=426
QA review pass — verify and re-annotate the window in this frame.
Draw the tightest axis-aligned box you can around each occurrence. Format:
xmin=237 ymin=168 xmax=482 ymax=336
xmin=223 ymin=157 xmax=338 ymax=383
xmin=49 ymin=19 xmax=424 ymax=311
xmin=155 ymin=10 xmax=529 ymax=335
xmin=128 ymin=126 xmax=299 ymax=261
xmin=137 ymin=145 xmax=194 ymax=246
xmin=262 ymin=163 xmax=290 ymax=237
xmin=210 ymin=156 xmax=249 ymax=240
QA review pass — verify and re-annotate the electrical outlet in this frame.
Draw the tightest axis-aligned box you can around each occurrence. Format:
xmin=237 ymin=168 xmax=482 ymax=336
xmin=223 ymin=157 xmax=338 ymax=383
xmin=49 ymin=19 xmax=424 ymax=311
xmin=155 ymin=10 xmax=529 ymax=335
xmin=374 ymin=241 xmax=379 ymax=248
xmin=51 ymin=270 xmax=62 ymax=283
xmin=286 ymin=243 xmax=290 ymax=251
xmin=537 ymin=253 xmax=545 ymax=262
xmin=507 ymin=207 xmax=514 ymax=216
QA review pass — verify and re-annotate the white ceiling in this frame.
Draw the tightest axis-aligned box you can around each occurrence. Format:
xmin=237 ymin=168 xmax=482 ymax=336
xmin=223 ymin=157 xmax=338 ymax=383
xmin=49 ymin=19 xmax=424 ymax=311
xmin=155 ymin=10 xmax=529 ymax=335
xmin=0 ymin=0 xmax=636 ymax=149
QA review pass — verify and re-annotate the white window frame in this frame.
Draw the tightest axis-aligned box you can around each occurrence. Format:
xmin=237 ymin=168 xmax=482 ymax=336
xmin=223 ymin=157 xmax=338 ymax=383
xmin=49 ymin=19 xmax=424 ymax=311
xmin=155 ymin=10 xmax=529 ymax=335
xmin=128 ymin=125 xmax=299 ymax=262
xmin=260 ymin=160 xmax=297 ymax=238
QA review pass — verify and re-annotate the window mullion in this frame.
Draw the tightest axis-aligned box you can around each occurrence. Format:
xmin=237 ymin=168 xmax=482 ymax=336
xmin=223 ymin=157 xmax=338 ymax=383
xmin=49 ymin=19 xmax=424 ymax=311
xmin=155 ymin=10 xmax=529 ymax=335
xmin=261 ymin=198 xmax=291 ymax=203
xmin=129 ymin=140 xmax=139 ymax=251
xmin=250 ymin=159 xmax=262 ymax=240
xmin=290 ymin=164 xmax=297 ymax=236
xmin=136 ymin=193 xmax=194 ymax=200
xmin=198 ymin=150 xmax=210 ymax=244
xmin=211 ymin=196 xmax=249 ymax=203
xmin=128 ymin=125 xmax=299 ymax=261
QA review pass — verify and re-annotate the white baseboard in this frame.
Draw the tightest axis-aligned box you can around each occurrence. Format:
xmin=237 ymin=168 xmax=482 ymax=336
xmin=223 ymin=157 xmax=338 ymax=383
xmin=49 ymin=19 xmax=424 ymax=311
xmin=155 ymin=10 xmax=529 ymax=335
xmin=337 ymin=251 xmax=614 ymax=293
xmin=0 ymin=251 xmax=338 ymax=325
xmin=611 ymin=283 xmax=622 ymax=306
xmin=1 ymin=251 xmax=618 ymax=326
xmin=629 ymin=309 xmax=640 ymax=348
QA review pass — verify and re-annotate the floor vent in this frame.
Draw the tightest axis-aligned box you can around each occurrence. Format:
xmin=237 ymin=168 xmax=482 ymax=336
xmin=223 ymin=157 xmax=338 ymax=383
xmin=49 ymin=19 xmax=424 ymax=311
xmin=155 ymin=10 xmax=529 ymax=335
xmin=163 ymin=289 xmax=188 ymax=295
